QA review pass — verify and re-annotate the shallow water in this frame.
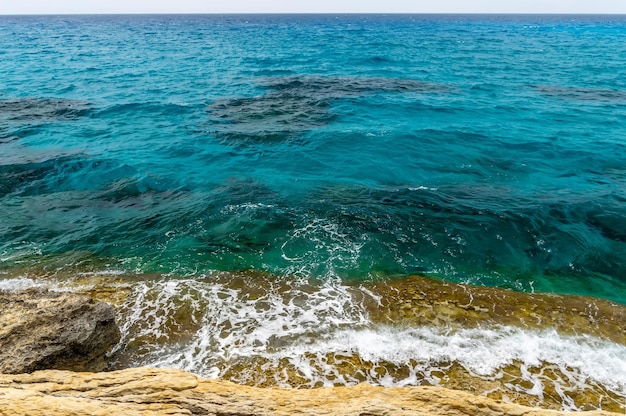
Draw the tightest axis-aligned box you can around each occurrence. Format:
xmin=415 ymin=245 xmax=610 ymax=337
xmin=1 ymin=14 xmax=625 ymax=411
xmin=3 ymin=270 xmax=625 ymax=412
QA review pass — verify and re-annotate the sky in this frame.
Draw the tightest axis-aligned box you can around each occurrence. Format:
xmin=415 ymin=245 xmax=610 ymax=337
xmin=2 ymin=0 xmax=626 ymax=15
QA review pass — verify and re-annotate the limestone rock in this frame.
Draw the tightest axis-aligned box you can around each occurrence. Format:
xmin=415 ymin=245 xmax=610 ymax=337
xmin=0 ymin=288 xmax=120 ymax=374
xmin=0 ymin=367 xmax=620 ymax=416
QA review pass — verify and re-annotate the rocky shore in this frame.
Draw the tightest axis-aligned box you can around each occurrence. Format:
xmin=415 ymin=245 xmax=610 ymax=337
xmin=0 ymin=286 xmax=623 ymax=416
xmin=0 ymin=367 xmax=620 ymax=416
xmin=0 ymin=288 xmax=120 ymax=374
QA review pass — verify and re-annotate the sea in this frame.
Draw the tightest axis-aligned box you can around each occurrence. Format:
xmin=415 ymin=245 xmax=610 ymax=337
xmin=0 ymin=14 xmax=625 ymax=411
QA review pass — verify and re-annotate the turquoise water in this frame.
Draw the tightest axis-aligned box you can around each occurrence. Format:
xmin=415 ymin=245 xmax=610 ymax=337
xmin=1 ymin=14 xmax=626 ymax=302
xmin=2 ymin=15 xmax=626 ymax=406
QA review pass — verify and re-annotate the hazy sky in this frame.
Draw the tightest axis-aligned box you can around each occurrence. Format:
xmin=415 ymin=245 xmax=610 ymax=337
xmin=2 ymin=0 xmax=626 ymax=15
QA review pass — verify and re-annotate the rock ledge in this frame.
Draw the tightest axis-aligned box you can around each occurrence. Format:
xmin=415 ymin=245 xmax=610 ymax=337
xmin=0 ymin=367 xmax=620 ymax=416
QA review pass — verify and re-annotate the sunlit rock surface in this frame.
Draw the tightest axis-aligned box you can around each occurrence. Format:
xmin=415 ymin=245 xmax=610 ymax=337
xmin=0 ymin=367 xmax=620 ymax=416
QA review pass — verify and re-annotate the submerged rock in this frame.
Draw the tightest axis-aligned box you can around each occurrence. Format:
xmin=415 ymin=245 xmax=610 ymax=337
xmin=208 ymin=74 xmax=448 ymax=143
xmin=0 ymin=288 xmax=120 ymax=374
xmin=366 ymin=275 xmax=626 ymax=345
xmin=0 ymin=367 xmax=619 ymax=416
xmin=533 ymin=84 xmax=626 ymax=103
xmin=0 ymin=97 xmax=91 ymax=123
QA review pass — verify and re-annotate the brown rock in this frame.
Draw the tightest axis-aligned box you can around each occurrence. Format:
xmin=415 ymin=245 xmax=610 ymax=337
xmin=0 ymin=367 xmax=620 ymax=416
xmin=0 ymin=288 xmax=120 ymax=374
xmin=365 ymin=275 xmax=626 ymax=345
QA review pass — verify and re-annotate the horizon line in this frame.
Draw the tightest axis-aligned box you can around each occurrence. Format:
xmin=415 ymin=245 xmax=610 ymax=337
xmin=2 ymin=12 xmax=626 ymax=16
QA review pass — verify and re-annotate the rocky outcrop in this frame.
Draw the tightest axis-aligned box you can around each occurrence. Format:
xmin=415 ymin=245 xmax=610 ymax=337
xmin=1 ymin=282 xmax=623 ymax=415
xmin=0 ymin=288 xmax=120 ymax=374
xmin=367 ymin=275 xmax=626 ymax=345
xmin=0 ymin=367 xmax=620 ymax=416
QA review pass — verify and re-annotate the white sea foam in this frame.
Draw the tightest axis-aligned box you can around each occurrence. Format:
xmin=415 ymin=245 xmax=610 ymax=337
xmin=0 ymin=277 xmax=42 ymax=291
xmin=76 ymin=269 xmax=127 ymax=276
xmin=221 ymin=202 xmax=276 ymax=214
xmin=109 ymin=277 xmax=626 ymax=411
xmin=276 ymin=326 xmax=626 ymax=391
xmin=408 ymin=186 xmax=438 ymax=191
xmin=115 ymin=277 xmax=370 ymax=361
xmin=280 ymin=217 xmax=366 ymax=278
xmin=0 ymin=242 xmax=43 ymax=263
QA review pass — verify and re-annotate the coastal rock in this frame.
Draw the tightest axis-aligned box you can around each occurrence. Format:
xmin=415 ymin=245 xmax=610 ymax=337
xmin=367 ymin=275 xmax=626 ymax=345
xmin=0 ymin=367 xmax=620 ymax=416
xmin=0 ymin=288 xmax=120 ymax=374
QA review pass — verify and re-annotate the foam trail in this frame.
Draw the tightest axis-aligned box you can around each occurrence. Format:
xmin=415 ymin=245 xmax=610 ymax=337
xmin=109 ymin=277 xmax=626 ymax=411
xmin=0 ymin=277 xmax=41 ymax=291
xmin=276 ymin=326 xmax=626 ymax=389
xmin=113 ymin=276 xmax=370 ymax=370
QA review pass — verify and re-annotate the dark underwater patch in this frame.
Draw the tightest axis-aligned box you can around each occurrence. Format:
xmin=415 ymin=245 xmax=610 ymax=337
xmin=0 ymin=156 xmax=76 ymax=197
xmin=208 ymin=75 xmax=448 ymax=143
xmin=209 ymin=94 xmax=335 ymax=143
xmin=0 ymin=97 xmax=91 ymax=123
xmin=0 ymin=154 xmax=137 ymax=198
xmin=533 ymin=84 xmax=626 ymax=103
xmin=0 ymin=97 xmax=91 ymax=141
xmin=257 ymin=75 xmax=447 ymax=97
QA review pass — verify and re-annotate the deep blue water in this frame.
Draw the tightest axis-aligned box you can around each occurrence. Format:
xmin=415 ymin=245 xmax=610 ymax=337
xmin=1 ymin=14 xmax=626 ymax=302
